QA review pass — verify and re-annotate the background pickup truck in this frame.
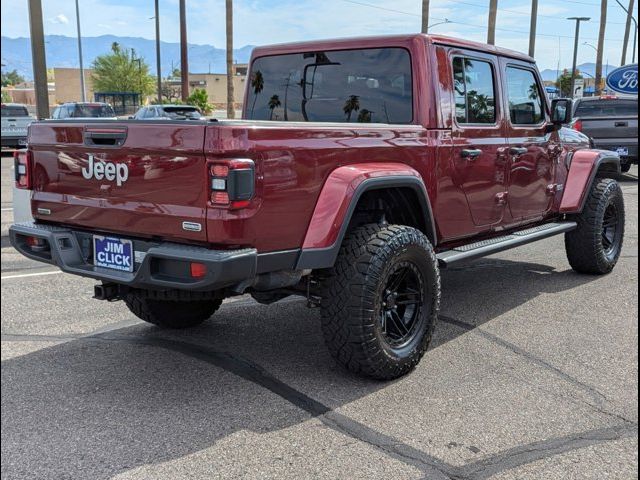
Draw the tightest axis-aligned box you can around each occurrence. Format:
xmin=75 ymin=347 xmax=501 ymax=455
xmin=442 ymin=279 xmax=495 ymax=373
xmin=10 ymin=34 xmax=625 ymax=380
xmin=571 ymin=96 xmax=638 ymax=172
xmin=1 ymin=103 xmax=34 ymax=148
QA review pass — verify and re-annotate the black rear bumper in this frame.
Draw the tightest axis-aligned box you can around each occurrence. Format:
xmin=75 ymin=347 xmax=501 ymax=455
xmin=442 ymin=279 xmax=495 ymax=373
xmin=9 ymin=222 xmax=257 ymax=292
xmin=1 ymin=136 xmax=28 ymax=148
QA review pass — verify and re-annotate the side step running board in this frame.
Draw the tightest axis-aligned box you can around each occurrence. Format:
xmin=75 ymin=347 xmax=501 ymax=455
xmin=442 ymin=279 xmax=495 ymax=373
xmin=436 ymin=221 xmax=577 ymax=268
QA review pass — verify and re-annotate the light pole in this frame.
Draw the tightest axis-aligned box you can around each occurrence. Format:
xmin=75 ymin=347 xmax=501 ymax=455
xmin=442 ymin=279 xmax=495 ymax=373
xmin=615 ymin=0 xmax=637 ymax=64
xmin=568 ymin=17 xmax=590 ymax=98
xmin=75 ymin=0 xmax=86 ymax=102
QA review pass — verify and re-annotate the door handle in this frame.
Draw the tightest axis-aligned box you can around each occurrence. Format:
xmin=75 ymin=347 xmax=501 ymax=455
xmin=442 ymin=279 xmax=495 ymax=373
xmin=509 ymin=147 xmax=528 ymax=156
xmin=461 ymin=149 xmax=483 ymax=159
xmin=615 ymin=121 xmax=628 ymax=127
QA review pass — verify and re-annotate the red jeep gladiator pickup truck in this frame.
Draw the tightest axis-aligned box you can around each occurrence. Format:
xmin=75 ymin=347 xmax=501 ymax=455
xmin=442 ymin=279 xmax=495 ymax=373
xmin=10 ymin=34 xmax=625 ymax=380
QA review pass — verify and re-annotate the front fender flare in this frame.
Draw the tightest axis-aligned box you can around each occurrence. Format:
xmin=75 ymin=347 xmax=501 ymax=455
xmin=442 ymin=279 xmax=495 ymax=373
xmin=560 ymin=149 xmax=621 ymax=214
xmin=296 ymin=163 xmax=436 ymax=270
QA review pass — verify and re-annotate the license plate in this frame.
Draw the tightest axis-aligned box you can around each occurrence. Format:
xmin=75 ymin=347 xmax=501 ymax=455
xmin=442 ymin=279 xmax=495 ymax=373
xmin=18 ymin=139 xmax=27 ymax=146
xmin=615 ymin=147 xmax=629 ymax=156
xmin=93 ymin=236 xmax=133 ymax=272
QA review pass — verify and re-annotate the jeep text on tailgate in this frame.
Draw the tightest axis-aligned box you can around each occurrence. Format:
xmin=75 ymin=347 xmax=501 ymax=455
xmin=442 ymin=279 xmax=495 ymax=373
xmin=10 ymin=34 xmax=625 ymax=380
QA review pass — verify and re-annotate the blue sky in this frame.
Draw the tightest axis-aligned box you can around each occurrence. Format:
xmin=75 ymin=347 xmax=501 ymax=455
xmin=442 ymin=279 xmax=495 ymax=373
xmin=1 ymin=0 xmax=637 ymax=70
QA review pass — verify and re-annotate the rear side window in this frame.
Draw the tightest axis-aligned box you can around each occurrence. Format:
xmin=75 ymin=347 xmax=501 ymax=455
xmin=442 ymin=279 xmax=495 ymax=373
xmin=1 ymin=105 xmax=29 ymax=117
xmin=162 ymin=106 xmax=202 ymax=119
xmin=506 ymin=67 xmax=544 ymax=125
xmin=575 ymin=99 xmax=638 ymax=117
xmin=452 ymin=57 xmax=497 ymax=124
xmin=246 ymin=48 xmax=413 ymax=124
xmin=71 ymin=104 xmax=116 ymax=118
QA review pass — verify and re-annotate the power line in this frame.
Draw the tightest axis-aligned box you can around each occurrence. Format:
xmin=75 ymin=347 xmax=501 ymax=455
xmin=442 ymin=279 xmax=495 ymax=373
xmin=340 ymin=0 xmax=627 ymax=42
xmin=438 ymin=0 xmax=626 ymax=24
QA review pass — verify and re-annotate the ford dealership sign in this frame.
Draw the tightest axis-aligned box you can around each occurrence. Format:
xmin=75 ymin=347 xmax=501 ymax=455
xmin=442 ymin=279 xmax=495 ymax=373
xmin=606 ymin=64 xmax=638 ymax=95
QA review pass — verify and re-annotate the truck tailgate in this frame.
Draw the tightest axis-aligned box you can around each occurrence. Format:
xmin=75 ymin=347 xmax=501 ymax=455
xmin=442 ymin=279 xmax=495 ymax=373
xmin=29 ymin=122 xmax=209 ymax=242
xmin=580 ymin=116 xmax=638 ymax=140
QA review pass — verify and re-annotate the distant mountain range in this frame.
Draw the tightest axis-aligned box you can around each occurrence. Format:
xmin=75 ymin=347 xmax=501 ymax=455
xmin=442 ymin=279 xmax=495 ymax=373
xmin=1 ymin=35 xmax=255 ymax=79
xmin=539 ymin=62 xmax=620 ymax=82
xmin=1 ymin=35 xmax=620 ymax=83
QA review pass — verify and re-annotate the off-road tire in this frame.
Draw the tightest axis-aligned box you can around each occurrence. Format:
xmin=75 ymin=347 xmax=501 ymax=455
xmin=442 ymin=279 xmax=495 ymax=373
xmin=320 ymin=224 xmax=440 ymax=380
xmin=565 ymin=178 xmax=625 ymax=274
xmin=124 ymin=291 xmax=222 ymax=329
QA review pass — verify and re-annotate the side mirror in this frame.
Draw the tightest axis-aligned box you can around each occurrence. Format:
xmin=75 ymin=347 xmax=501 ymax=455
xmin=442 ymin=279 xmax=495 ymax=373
xmin=551 ymin=98 xmax=573 ymax=125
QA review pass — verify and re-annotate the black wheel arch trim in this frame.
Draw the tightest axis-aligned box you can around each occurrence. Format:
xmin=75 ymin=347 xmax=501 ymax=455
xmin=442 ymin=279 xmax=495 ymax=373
xmin=296 ymin=176 xmax=437 ymax=270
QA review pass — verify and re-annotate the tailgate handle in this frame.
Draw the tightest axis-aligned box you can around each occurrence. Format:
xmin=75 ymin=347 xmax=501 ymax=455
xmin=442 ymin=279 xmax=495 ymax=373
xmin=84 ymin=128 xmax=127 ymax=147
xmin=615 ymin=121 xmax=628 ymax=127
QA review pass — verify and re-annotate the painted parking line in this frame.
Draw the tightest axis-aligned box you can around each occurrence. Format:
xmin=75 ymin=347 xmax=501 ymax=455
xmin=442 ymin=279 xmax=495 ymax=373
xmin=1 ymin=207 xmax=13 ymax=211
xmin=1 ymin=270 xmax=62 ymax=280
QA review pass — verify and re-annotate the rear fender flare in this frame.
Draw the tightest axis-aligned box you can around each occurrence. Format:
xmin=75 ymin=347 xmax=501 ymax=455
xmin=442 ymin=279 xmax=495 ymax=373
xmin=296 ymin=163 xmax=436 ymax=270
xmin=560 ymin=149 xmax=621 ymax=214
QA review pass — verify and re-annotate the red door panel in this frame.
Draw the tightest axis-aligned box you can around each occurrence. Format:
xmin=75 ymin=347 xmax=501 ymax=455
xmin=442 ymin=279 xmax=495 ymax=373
xmin=501 ymin=61 xmax=558 ymax=221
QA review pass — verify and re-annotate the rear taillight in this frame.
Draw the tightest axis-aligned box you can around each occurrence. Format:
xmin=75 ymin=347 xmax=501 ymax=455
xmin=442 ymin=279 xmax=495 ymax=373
xmin=208 ymin=159 xmax=255 ymax=209
xmin=14 ymin=150 xmax=32 ymax=189
xmin=571 ymin=119 xmax=583 ymax=132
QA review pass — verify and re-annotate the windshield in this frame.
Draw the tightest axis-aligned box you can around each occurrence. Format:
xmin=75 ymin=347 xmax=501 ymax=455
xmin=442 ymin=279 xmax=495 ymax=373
xmin=1 ymin=105 xmax=30 ymax=117
xmin=575 ymin=99 xmax=638 ymax=118
xmin=246 ymin=48 xmax=413 ymax=124
xmin=163 ymin=106 xmax=202 ymax=119
xmin=71 ymin=104 xmax=116 ymax=118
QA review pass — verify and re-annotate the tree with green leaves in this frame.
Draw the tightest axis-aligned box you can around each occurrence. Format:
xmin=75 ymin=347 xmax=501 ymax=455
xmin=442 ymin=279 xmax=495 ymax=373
xmin=556 ymin=69 xmax=583 ymax=97
xmin=1 ymin=89 xmax=12 ymax=103
xmin=91 ymin=43 xmax=155 ymax=97
xmin=186 ymin=88 xmax=212 ymax=114
xmin=1 ymin=69 xmax=25 ymax=87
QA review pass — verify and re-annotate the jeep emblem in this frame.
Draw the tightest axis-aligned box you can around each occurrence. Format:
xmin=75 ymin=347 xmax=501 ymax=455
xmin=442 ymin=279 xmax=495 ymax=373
xmin=81 ymin=154 xmax=129 ymax=186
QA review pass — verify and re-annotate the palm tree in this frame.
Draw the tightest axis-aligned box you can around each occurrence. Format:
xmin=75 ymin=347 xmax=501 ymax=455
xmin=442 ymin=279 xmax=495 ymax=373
xmin=343 ymin=95 xmax=360 ymax=122
xmin=268 ymin=94 xmax=281 ymax=120
xmin=250 ymin=70 xmax=264 ymax=118
xmin=225 ymin=0 xmax=234 ymax=119
xmin=595 ymin=0 xmax=607 ymax=95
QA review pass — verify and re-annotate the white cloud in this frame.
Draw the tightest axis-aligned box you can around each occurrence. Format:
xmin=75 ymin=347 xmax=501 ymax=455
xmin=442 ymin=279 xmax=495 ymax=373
xmin=50 ymin=14 xmax=69 ymax=25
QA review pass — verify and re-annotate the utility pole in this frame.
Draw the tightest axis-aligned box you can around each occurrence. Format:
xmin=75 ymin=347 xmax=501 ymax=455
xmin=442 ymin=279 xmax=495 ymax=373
xmin=488 ymin=0 xmax=498 ymax=45
xmin=75 ymin=0 xmax=86 ymax=102
xmin=529 ymin=0 xmax=538 ymax=57
xmin=595 ymin=0 xmax=607 ymax=95
xmin=421 ymin=0 xmax=430 ymax=33
xmin=568 ymin=17 xmax=590 ymax=98
xmin=179 ymin=0 xmax=189 ymax=102
xmin=28 ymin=0 xmax=49 ymax=119
xmin=617 ymin=0 xmax=637 ymax=64
xmin=226 ymin=0 xmax=235 ymax=119
xmin=154 ymin=0 xmax=162 ymax=104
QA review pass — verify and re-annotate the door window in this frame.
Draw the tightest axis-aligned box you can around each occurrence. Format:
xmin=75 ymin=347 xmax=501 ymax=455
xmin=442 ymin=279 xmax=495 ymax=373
xmin=505 ymin=67 xmax=544 ymax=125
xmin=452 ymin=57 xmax=497 ymax=124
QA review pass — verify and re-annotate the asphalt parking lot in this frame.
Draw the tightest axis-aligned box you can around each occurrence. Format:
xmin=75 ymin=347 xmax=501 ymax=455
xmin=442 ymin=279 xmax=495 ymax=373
xmin=1 ymin=152 xmax=637 ymax=480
